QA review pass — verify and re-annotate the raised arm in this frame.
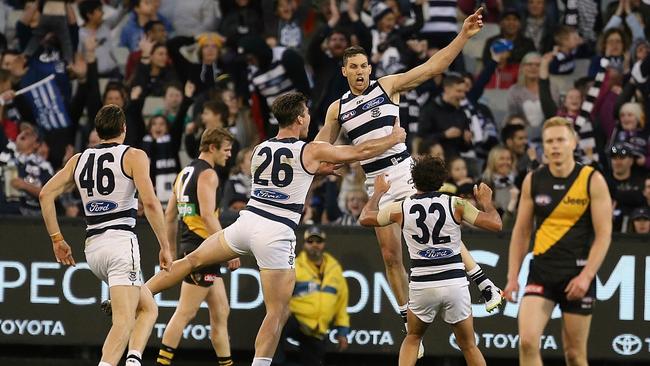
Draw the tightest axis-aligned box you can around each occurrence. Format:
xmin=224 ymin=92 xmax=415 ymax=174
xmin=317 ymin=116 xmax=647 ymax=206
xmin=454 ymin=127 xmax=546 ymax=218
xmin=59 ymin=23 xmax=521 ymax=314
xmin=39 ymin=154 xmax=80 ymax=267
xmin=124 ymin=148 xmax=172 ymax=270
xmin=314 ymin=100 xmax=342 ymax=143
xmin=452 ymin=183 xmax=502 ymax=232
xmin=504 ymin=172 xmax=535 ymax=302
xmin=305 ymin=119 xmax=406 ymax=170
xmin=380 ymin=8 xmax=484 ymax=95
xmin=359 ymin=175 xmax=403 ymax=227
xmin=565 ymin=171 xmax=612 ymax=301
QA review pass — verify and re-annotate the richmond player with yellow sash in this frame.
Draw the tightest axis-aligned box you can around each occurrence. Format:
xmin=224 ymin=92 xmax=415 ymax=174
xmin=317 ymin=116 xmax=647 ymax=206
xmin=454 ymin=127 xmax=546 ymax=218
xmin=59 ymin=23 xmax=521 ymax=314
xmin=504 ymin=117 xmax=612 ymax=366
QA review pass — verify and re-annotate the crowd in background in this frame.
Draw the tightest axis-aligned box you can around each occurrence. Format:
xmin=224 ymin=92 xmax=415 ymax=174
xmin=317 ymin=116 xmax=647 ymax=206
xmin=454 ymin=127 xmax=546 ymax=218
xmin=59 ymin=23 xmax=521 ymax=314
xmin=0 ymin=0 xmax=648 ymax=235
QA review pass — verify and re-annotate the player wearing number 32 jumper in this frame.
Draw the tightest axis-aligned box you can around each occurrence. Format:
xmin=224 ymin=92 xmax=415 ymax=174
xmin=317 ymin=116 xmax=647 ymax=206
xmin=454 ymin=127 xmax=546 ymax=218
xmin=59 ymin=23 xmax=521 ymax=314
xmin=144 ymin=91 xmax=406 ymax=366
xmin=39 ymin=104 xmax=173 ymax=366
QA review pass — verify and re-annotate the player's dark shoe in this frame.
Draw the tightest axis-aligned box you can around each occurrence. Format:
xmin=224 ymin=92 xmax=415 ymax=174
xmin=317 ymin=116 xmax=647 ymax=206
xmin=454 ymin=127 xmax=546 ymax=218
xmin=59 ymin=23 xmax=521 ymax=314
xmin=101 ymin=300 xmax=112 ymax=316
xmin=482 ymin=285 xmax=504 ymax=312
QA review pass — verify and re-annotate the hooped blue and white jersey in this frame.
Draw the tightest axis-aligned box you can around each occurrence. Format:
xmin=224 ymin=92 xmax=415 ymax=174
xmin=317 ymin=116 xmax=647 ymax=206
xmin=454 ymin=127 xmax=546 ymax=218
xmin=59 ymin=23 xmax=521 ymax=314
xmin=246 ymin=137 xmax=314 ymax=229
xmin=74 ymin=143 xmax=138 ymax=238
xmin=338 ymin=80 xmax=408 ymax=178
xmin=402 ymin=192 xmax=467 ymax=289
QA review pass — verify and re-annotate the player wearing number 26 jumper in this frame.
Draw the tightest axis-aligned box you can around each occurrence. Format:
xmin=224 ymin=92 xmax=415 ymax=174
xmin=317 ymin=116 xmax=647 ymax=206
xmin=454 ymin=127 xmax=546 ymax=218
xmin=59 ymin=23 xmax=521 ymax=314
xmin=144 ymin=91 xmax=406 ymax=366
xmin=39 ymin=104 xmax=173 ymax=366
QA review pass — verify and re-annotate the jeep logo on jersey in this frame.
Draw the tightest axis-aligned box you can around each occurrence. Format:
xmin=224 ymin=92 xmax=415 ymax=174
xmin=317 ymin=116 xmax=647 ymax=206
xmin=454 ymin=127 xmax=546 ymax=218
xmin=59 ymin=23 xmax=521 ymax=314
xmin=340 ymin=110 xmax=356 ymax=122
xmin=418 ymin=248 xmax=453 ymax=259
xmin=361 ymin=96 xmax=384 ymax=110
xmin=253 ymin=188 xmax=290 ymax=200
xmin=534 ymin=194 xmax=552 ymax=206
xmin=86 ymin=200 xmax=118 ymax=213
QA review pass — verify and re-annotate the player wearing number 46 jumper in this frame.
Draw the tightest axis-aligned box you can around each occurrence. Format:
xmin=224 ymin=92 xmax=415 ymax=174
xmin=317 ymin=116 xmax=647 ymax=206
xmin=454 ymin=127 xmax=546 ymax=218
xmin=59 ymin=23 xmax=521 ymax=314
xmin=143 ymin=91 xmax=406 ymax=366
xmin=360 ymin=156 xmax=502 ymax=366
xmin=39 ymin=104 xmax=173 ymax=366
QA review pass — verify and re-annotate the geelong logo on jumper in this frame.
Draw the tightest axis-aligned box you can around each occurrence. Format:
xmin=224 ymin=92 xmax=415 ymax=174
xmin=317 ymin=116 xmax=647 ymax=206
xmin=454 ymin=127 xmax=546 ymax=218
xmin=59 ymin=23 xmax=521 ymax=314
xmin=418 ymin=248 xmax=453 ymax=259
xmin=361 ymin=96 xmax=384 ymax=110
xmin=253 ymin=189 xmax=290 ymax=201
xmin=86 ymin=200 xmax=118 ymax=213
xmin=340 ymin=110 xmax=356 ymax=122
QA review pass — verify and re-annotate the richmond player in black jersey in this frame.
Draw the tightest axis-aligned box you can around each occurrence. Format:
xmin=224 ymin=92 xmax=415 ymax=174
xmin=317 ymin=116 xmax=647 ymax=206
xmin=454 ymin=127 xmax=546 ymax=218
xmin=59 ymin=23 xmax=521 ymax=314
xmin=504 ymin=117 xmax=612 ymax=366
xmin=156 ymin=128 xmax=240 ymax=366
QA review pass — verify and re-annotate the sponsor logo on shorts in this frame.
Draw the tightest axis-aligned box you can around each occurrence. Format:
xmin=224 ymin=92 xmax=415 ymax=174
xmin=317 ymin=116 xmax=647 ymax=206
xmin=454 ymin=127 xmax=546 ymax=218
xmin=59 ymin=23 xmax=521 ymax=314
xmin=417 ymin=247 xmax=453 ymax=259
xmin=612 ymin=334 xmax=642 ymax=356
xmin=370 ymin=107 xmax=381 ymax=118
xmin=534 ymin=195 xmax=552 ymax=206
xmin=86 ymin=200 xmax=118 ymax=213
xmin=204 ymin=274 xmax=218 ymax=282
xmin=340 ymin=110 xmax=356 ymax=122
xmin=362 ymin=96 xmax=384 ymax=111
xmin=253 ymin=188 xmax=290 ymax=201
xmin=128 ymin=271 xmax=137 ymax=282
xmin=524 ymin=284 xmax=544 ymax=295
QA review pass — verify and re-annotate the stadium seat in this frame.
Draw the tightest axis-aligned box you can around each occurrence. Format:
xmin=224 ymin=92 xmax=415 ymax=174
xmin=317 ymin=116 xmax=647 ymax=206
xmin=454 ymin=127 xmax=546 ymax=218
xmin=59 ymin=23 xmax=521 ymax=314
xmin=481 ymin=89 xmax=509 ymax=126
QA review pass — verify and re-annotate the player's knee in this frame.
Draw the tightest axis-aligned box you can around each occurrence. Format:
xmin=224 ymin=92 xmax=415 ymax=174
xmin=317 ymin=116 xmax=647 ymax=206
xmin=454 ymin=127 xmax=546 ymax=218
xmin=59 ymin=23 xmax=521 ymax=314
xmin=455 ymin=334 xmax=477 ymax=351
xmin=111 ymin=312 xmax=137 ymax=333
xmin=564 ymin=346 xmax=586 ymax=365
xmin=176 ymin=306 xmax=199 ymax=323
xmin=519 ymin=333 xmax=540 ymax=355
xmin=185 ymin=252 xmax=204 ymax=270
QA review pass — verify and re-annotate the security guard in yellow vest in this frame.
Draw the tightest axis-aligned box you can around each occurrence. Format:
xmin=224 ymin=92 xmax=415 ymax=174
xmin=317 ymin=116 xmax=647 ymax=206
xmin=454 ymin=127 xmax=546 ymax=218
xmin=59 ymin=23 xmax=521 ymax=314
xmin=275 ymin=226 xmax=350 ymax=366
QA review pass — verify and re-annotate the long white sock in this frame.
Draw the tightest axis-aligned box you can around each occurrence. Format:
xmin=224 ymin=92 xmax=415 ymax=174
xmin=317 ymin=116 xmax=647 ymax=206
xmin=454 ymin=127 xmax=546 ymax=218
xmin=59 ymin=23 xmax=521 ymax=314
xmin=467 ymin=265 xmax=493 ymax=291
xmin=125 ymin=350 xmax=142 ymax=366
xmin=251 ymin=357 xmax=273 ymax=366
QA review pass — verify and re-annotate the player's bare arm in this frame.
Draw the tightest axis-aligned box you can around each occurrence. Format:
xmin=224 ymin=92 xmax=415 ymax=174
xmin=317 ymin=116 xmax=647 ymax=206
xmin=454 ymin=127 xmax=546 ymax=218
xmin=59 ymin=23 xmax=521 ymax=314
xmin=314 ymin=99 xmax=342 ymax=143
xmin=305 ymin=119 xmax=406 ymax=172
xmin=565 ymin=171 xmax=612 ymax=301
xmin=124 ymin=148 xmax=173 ymax=271
xmin=379 ymin=8 xmax=484 ymax=96
xmin=504 ymin=172 xmax=535 ymax=302
xmin=359 ymin=175 xmax=403 ymax=227
xmin=164 ymin=190 xmax=179 ymax=260
xmin=39 ymin=153 xmax=81 ymax=267
xmin=453 ymin=183 xmax=502 ymax=232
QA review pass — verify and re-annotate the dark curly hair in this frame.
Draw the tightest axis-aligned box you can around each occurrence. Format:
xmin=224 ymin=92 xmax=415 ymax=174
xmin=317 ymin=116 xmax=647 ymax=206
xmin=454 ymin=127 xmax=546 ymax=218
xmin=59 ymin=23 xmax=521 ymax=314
xmin=411 ymin=156 xmax=448 ymax=192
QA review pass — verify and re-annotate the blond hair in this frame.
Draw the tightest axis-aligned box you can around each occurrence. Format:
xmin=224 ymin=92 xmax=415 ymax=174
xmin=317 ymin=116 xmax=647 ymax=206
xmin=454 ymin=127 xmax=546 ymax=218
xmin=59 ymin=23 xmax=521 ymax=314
xmin=199 ymin=127 xmax=234 ymax=152
xmin=542 ymin=117 xmax=577 ymax=137
xmin=620 ymin=102 xmax=645 ymax=129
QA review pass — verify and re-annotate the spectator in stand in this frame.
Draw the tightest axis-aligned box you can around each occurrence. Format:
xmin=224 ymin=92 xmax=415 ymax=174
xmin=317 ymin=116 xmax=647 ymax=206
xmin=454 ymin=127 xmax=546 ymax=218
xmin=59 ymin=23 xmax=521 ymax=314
xmin=185 ymin=100 xmax=229 ymax=159
xmin=588 ymin=28 xmax=629 ymax=77
xmin=131 ymin=38 xmax=178 ymax=96
xmin=458 ymin=0 xmax=501 ymax=23
xmin=608 ymin=102 xmax=649 ymax=169
xmin=539 ymin=50 xmax=584 ymax=121
xmin=604 ymin=0 xmax=646 ymax=43
xmin=78 ymin=0 xmax=120 ymax=78
xmin=547 ymin=26 xmax=583 ymax=75
xmin=481 ymin=145 xmax=516 ymax=214
xmin=447 ymin=157 xmax=476 ymax=195
xmin=125 ymin=20 xmax=168 ymax=82
xmin=629 ymin=207 xmax=650 ymax=234
xmin=324 ymin=172 xmax=367 ymax=226
xmin=644 ymin=175 xmax=650 ymax=207
xmin=417 ymin=73 xmax=472 ymax=160
xmin=501 ymin=123 xmax=539 ymax=185
xmin=172 ymin=0 xmax=221 ymax=37
xmin=274 ymin=226 xmax=349 ymax=366
xmin=219 ymin=0 xmax=263 ymax=50
xmin=220 ymin=88 xmax=258 ymax=149
xmin=263 ymin=0 xmax=309 ymax=50
xmin=0 ymin=122 xmax=53 ymax=216
xmin=238 ymin=35 xmax=311 ymax=138
xmin=507 ymin=52 xmax=544 ymax=141
xmin=419 ymin=0 xmax=465 ymax=71
xmin=607 ymin=142 xmax=647 ymax=231
xmin=483 ymin=9 xmax=536 ymax=65
xmin=219 ymin=147 xmax=253 ymax=225
xmin=484 ymin=39 xmax=519 ymax=90
xmin=522 ymin=0 xmax=555 ymax=52
xmin=153 ymin=83 xmax=192 ymax=127
xmin=23 ymin=0 xmax=74 ymax=63
xmin=120 ymin=0 xmax=172 ymax=52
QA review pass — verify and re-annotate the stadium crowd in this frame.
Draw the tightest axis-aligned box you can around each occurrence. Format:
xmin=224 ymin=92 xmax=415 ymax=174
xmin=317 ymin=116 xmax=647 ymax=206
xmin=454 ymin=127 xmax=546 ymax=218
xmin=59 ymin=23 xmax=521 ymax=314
xmin=0 ymin=0 xmax=648 ymax=235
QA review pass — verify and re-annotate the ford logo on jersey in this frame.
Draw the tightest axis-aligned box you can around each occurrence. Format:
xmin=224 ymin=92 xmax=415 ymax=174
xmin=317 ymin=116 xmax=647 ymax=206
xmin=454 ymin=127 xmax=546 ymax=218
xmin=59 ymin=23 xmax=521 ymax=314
xmin=361 ymin=96 xmax=384 ymax=110
xmin=253 ymin=189 xmax=290 ymax=201
xmin=86 ymin=200 xmax=118 ymax=213
xmin=418 ymin=248 xmax=453 ymax=259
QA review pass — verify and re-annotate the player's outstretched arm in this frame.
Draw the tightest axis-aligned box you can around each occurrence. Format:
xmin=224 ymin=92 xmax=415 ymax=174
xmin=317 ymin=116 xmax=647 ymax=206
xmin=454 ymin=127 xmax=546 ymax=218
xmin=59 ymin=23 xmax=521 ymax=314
xmin=380 ymin=8 xmax=483 ymax=95
xmin=504 ymin=172 xmax=534 ymax=302
xmin=359 ymin=175 xmax=402 ymax=227
xmin=306 ymin=119 xmax=406 ymax=169
xmin=459 ymin=182 xmax=502 ymax=232
xmin=39 ymin=153 xmax=80 ymax=266
xmin=314 ymin=100 xmax=342 ymax=144
xmin=125 ymin=148 xmax=172 ymax=271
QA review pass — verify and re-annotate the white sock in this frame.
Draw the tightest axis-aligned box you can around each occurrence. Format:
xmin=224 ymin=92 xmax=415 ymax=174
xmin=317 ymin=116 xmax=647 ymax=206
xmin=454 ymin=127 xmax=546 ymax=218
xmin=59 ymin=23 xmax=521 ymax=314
xmin=98 ymin=362 xmax=112 ymax=366
xmin=467 ymin=265 xmax=493 ymax=291
xmin=125 ymin=350 xmax=142 ymax=366
xmin=251 ymin=357 xmax=273 ymax=366
xmin=398 ymin=303 xmax=408 ymax=330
